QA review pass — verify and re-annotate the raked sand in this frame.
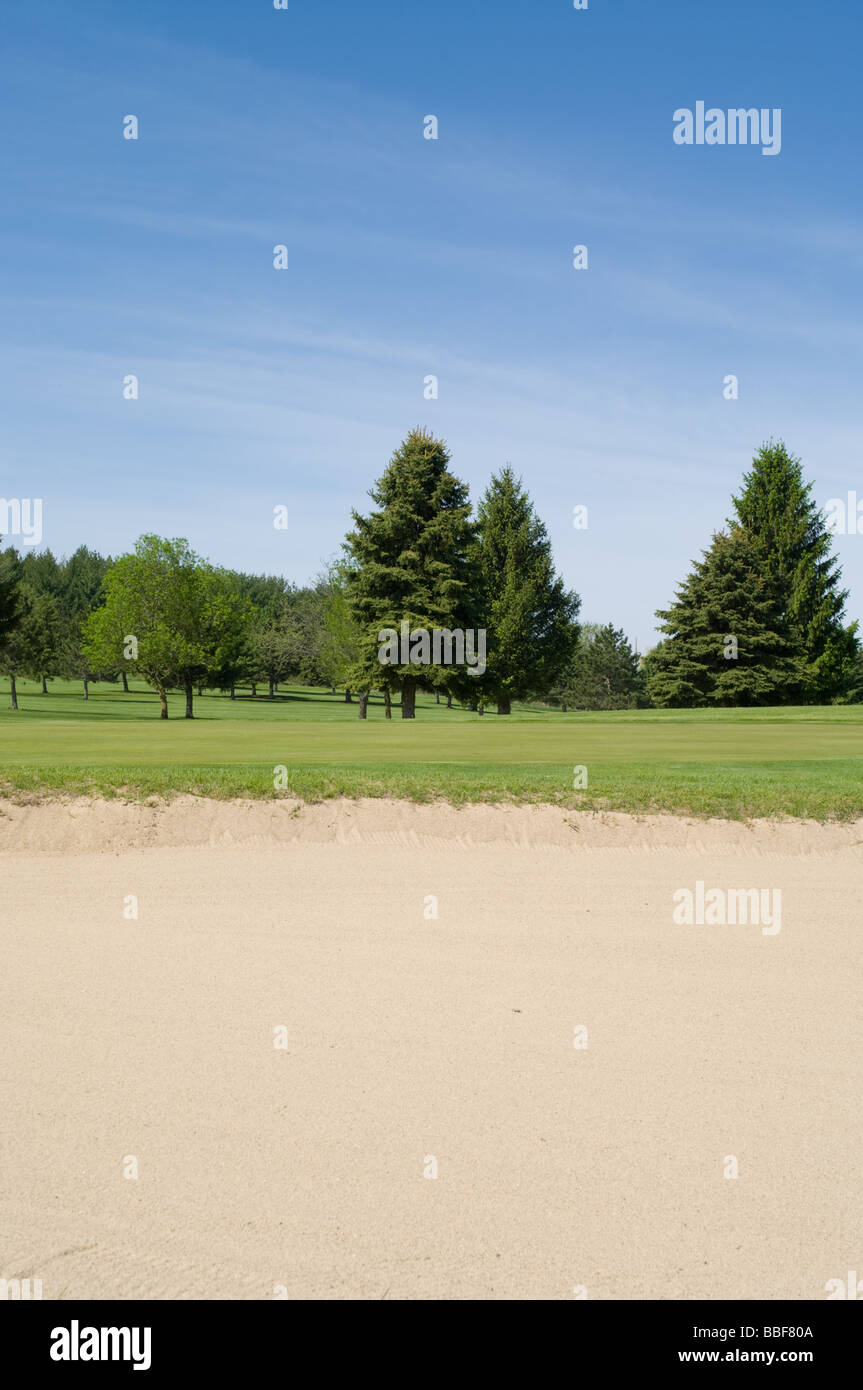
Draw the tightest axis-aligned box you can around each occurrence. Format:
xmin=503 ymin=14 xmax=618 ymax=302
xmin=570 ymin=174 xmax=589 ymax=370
xmin=1 ymin=797 xmax=861 ymax=1300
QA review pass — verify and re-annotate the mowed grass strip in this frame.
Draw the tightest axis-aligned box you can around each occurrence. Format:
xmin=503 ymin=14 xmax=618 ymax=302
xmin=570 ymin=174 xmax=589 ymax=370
xmin=1 ymin=680 xmax=862 ymax=819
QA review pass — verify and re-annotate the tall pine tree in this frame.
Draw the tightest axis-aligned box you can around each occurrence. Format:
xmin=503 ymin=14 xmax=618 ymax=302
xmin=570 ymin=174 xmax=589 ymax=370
xmin=730 ymin=442 xmax=858 ymax=701
xmin=651 ymin=444 xmax=859 ymax=706
xmin=648 ymin=527 xmax=801 ymax=707
xmin=344 ymin=429 xmax=475 ymax=718
xmin=472 ymin=467 xmax=579 ymax=714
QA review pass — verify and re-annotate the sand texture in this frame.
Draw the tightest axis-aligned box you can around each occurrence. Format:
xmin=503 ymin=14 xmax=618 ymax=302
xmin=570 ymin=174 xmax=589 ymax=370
xmin=1 ymin=797 xmax=861 ymax=1300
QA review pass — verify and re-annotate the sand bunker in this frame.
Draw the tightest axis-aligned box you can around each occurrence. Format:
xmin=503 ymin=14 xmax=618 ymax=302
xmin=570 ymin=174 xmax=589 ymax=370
xmin=1 ymin=798 xmax=860 ymax=1299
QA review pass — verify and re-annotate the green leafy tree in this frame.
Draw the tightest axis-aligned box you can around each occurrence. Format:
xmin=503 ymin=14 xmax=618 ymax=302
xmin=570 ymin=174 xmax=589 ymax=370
xmin=84 ymin=535 xmax=249 ymax=718
xmin=202 ymin=574 xmax=253 ymax=702
xmin=344 ymin=429 xmax=475 ymax=718
xmin=473 ymin=467 xmax=579 ymax=713
xmin=247 ymin=595 xmax=296 ymax=698
xmin=284 ymin=585 xmax=335 ymax=688
xmin=317 ymin=559 xmax=362 ymax=698
xmin=232 ymin=573 xmax=291 ymax=695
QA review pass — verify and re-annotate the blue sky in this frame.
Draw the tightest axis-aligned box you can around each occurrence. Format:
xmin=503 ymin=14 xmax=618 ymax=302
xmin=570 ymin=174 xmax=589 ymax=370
xmin=2 ymin=0 xmax=862 ymax=646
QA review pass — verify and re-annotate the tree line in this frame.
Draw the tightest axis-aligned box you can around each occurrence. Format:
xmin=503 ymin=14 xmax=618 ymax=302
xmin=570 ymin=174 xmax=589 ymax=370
xmin=0 ymin=539 xmax=342 ymax=716
xmin=0 ymin=433 xmax=859 ymax=716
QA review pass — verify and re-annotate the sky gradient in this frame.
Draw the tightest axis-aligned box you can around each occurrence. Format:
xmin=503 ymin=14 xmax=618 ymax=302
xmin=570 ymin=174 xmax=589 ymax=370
xmin=2 ymin=0 xmax=862 ymax=646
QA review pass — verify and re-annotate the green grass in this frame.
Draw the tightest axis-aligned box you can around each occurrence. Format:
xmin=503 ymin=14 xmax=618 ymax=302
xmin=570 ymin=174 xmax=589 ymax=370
xmin=1 ymin=678 xmax=862 ymax=820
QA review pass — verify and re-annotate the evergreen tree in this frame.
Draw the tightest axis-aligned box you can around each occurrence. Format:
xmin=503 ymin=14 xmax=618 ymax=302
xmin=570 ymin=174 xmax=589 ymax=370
xmin=556 ymin=623 xmax=645 ymax=710
xmin=21 ymin=548 xmax=62 ymax=600
xmin=58 ymin=546 xmax=111 ymax=697
xmin=731 ymin=442 xmax=858 ymax=700
xmin=472 ymin=467 xmax=579 ymax=714
xmin=19 ymin=550 xmax=63 ymax=691
xmin=0 ymin=542 xmax=24 ymax=645
xmin=344 ymin=429 xmax=475 ymax=718
xmin=0 ymin=544 xmax=25 ymax=708
xmin=21 ymin=591 xmax=63 ymax=694
xmin=648 ymin=528 xmax=800 ymax=707
xmin=847 ymin=649 xmax=863 ymax=703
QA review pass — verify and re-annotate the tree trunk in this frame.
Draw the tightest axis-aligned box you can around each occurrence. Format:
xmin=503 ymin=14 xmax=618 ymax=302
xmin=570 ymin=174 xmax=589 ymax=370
xmin=268 ymin=677 xmax=275 ymax=698
xmin=184 ymin=677 xmax=194 ymax=719
xmin=10 ymin=672 xmax=18 ymax=710
xmin=384 ymin=688 xmax=391 ymax=719
xmin=358 ymin=693 xmax=368 ymax=719
xmin=197 ymin=686 xmax=203 ymax=697
xmin=122 ymin=671 xmax=129 ymax=693
xmin=156 ymin=682 xmax=168 ymax=719
xmin=344 ymin=688 xmax=352 ymax=703
xmin=41 ymin=675 xmax=48 ymax=694
xmin=497 ymin=695 xmax=511 ymax=715
xmin=331 ymin=686 xmax=336 ymax=696
xmin=251 ymin=682 xmax=257 ymax=697
xmin=478 ymin=702 xmax=484 ymax=716
xmin=435 ymin=691 xmax=440 ymax=704
xmin=83 ymin=675 xmax=89 ymax=701
xmin=446 ymin=694 xmax=452 ymax=709
xmin=230 ymin=685 xmax=236 ymax=700
xmin=401 ymin=678 xmax=417 ymax=719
